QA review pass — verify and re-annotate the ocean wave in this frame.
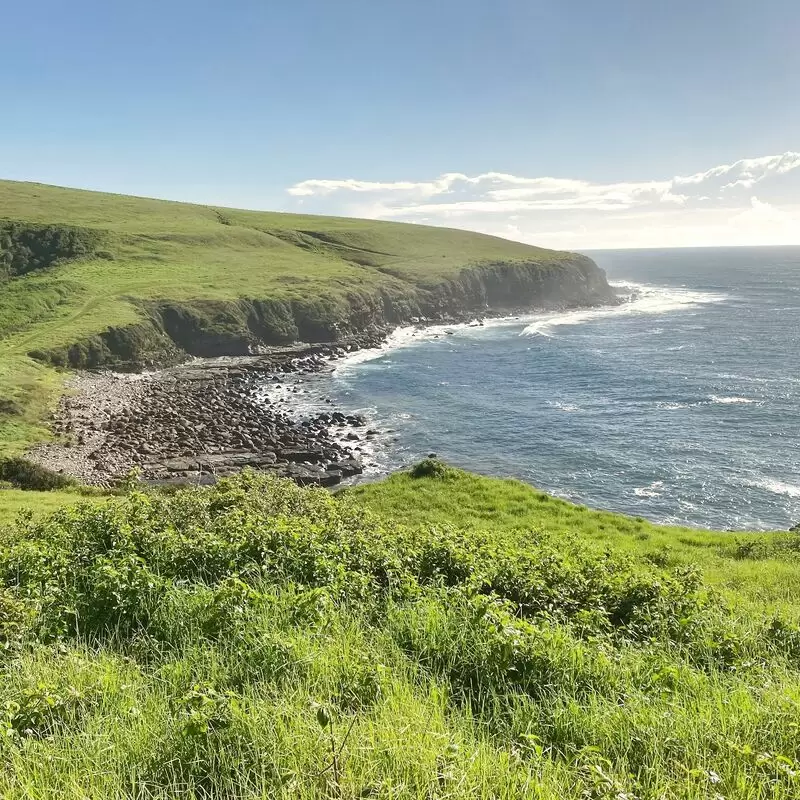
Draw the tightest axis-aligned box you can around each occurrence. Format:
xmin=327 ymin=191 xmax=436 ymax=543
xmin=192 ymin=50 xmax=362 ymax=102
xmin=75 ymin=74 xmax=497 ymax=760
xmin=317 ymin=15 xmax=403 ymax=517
xmin=546 ymin=400 xmax=580 ymax=412
xmin=657 ymin=396 xmax=760 ymax=410
xmin=521 ymin=281 xmax=727 ymax=337
xmin=333 ymin=317 xmax=515 ymax=373
xmin=708 ymin=395 xmax=757 ymax=405
xmin=634 ymin=481 xmax=664 ymax=498
xmin=753 ymin=478 xmax=800 ymax=499
xmin=333 ymin=326 xmax=422 ymax=370
xmin=712 ymin=372 xmax=800 ymax=386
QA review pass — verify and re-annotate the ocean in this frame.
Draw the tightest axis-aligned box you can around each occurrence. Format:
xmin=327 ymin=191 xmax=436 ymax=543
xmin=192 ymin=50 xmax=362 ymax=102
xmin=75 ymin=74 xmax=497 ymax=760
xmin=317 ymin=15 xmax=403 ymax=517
xmin=281 ymin=246 xmax=800 ymax=531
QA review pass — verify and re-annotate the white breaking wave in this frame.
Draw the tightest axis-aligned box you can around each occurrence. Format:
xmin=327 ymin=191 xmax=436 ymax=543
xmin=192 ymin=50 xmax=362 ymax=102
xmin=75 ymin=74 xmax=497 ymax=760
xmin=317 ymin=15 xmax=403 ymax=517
xmin=333 ymin=322 xmax=480 ymax=373
xmin=521 ymin=281 xmax=728 ymax=338
xmin=709 ymin=395 xmax=757 ymax=405
xmin=333 ymin=326 xmax=421 ymax=370
xmin=333 ymin=314 xmax=529 ymax=374
xmin=755 ymin=478 xmax=800 ymax=499
xmin=657 ymin=397 xmax=760 ymax=410
xmin=712 ymin=372 xmax=800 ymax=386
xmin=634 ymin=481 xmax=664 ymax=498
xmin=546 ymin=400 xmax=580 ymax=412
xmin=333 ymin=280 xmax=728 ymax=369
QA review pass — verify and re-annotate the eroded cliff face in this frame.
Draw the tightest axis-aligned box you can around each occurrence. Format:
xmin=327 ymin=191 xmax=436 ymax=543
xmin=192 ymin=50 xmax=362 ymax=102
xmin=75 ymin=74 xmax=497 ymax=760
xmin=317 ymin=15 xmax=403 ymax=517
xmin=31 ymin=256 xmax=616 ymax=369
xmin=426 ymin=255 xmax=615 ymax=312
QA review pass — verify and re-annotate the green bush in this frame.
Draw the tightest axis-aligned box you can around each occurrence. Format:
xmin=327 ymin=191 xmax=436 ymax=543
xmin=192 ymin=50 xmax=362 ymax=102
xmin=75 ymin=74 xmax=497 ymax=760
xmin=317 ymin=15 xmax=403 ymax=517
xmin=1 ymin=679 xmax=99 ymax=739
xmin=0 ymin=457 xmax=76 ymax=490
xmin=0 ymin=221 xmax=102 ymax=279
xmin=0 ymin=471 xmax=798 ymax=798
xmin=410 ymin=458 xmax=453 ymax=479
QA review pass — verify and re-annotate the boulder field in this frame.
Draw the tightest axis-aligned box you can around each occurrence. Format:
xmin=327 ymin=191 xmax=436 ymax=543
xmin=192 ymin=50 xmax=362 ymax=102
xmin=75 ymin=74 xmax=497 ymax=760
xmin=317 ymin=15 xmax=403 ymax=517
xmin=30 ymin=342 xmax=388 ymax=488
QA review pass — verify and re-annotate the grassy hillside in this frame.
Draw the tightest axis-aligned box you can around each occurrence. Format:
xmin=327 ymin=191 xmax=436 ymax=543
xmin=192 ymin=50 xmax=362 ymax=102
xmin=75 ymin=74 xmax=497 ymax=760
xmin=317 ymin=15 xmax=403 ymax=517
xmin=351 ymin=465 xmax=800 ymax=611
xmin=0 ymin=486 xmax=102 ymax=525
xmin=0 ymin=463 xmax=798 ymax=798
xmin=0 ymin=180 xmax=608 ymax=457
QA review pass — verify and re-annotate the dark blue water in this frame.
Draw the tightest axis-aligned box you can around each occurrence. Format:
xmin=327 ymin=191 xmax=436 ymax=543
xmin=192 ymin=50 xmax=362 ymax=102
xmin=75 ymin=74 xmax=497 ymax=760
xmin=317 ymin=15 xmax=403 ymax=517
xmin=328 ymin=247 xmax=800 ymax=530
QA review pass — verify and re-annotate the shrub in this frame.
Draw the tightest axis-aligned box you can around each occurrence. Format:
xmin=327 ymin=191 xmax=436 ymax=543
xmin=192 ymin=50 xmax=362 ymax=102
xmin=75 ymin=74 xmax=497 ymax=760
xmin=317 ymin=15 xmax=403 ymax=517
xmin=0 ymin=397 xmax=20 ymax=416
xmin=1 ymin=680 xmax=98 ymax=739
xmin=0 ymin=457 xmax=76 ymax=491
xmin=0 ymin=222 xmax=102 ymax=279
xmin=0 ymin=587 xmax=34 ymax=646
xmin=0 ymin=470 xmax=799 ymax=797
xmin=410 ymin=458 xmax=453 ymax=479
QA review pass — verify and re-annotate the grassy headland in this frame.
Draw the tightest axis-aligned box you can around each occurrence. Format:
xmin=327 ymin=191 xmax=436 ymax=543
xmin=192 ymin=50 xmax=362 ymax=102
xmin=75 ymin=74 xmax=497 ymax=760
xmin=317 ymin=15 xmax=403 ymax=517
xmin=0 ymin=179 xmax=613 ymax=457
xmin=6 ymin=179 xmax=790 ymax=797
xmin=0 ymin=462 xmax=798 ymax=798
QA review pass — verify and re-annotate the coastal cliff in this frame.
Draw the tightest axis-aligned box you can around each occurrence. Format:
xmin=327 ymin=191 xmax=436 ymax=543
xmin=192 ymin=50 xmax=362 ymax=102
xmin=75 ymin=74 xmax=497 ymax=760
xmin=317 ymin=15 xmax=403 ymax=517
xmin=1 ymin=179 xmax=615 ymax=455
xmin=31 ymin=255 xmax=615 ymax=369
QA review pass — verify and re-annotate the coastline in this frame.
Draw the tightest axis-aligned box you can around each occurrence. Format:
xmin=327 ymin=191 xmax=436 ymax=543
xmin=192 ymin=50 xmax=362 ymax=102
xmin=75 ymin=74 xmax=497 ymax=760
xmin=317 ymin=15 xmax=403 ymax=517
xmin=28 ymin=338 xmax=385 ymax=488
xmin=27 ymin=299 xmax=619 ymax=489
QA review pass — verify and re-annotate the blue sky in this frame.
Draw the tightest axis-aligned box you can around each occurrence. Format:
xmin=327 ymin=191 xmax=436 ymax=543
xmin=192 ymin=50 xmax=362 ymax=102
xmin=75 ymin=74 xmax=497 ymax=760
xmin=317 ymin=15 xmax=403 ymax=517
xmin=2 ymin=0 xmax=799 ymax=248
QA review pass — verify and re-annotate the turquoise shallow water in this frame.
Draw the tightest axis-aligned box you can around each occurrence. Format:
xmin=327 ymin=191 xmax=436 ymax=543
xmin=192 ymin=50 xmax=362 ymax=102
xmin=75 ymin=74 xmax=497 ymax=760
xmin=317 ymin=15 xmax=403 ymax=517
xmin=319 ymin=247 xmax=800 ymax=530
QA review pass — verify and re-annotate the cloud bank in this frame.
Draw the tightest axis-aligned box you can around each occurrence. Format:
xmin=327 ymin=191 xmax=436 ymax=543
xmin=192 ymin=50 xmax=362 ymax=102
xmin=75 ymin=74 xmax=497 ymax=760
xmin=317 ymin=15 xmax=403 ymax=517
xmin=284 ymin=152 xmax=800 ymax=249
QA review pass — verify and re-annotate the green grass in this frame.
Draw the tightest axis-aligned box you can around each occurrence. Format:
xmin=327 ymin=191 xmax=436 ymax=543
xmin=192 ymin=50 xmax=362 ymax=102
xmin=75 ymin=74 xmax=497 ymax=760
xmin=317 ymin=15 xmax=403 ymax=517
xmin=350 ymin=463 xmax=800 ymax=610
xmin=0 ymin=487 xmax=99 ymax=524
xmin=1 ymin=464 xmax=800 ymax=798
xmin=0 ymin=179 xmax=582 ymax=455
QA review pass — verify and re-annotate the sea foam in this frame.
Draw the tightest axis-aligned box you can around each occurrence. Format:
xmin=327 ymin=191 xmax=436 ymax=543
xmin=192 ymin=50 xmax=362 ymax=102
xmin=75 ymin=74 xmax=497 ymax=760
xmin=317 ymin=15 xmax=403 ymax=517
xmin=755 ymin=478 xmax=800 ymax=499
xmin=521 ymin=282 xmax=727 ymax=338
xmin=709 ymin=395 xmax=757 ymax=405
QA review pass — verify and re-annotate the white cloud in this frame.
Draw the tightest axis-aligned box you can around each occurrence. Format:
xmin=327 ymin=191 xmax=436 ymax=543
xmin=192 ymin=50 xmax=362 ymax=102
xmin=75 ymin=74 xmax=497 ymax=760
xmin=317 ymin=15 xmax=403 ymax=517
xmin=725 ymin=196 xmax=800 ymax=241
xmin=283 ymin=151 xmax=800 ymax=249
xmin=287 ymin=173 xmax=468 ymax=197
xmin=673 ymin=152 xmax=800 ymax=192
xmin=722 ymin=179 xmax=757 ymax=190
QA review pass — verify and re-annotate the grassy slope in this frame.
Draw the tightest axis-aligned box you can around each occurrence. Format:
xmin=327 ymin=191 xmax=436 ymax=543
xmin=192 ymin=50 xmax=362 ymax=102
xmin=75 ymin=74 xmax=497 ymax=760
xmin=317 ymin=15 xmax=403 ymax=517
xmin=0 ymin=180 xmax=572 ymax=455
xmin=1 ymin=465 xmax=799 ymax=798
xmin=351 ymin=467 xmax=800 ymax=611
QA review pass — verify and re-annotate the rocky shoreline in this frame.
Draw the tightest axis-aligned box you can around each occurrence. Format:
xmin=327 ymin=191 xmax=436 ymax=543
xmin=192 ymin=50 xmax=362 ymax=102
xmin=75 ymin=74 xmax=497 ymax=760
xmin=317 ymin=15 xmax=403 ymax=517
xmin=29 ymin=331 xmax=393 ymax=489
xmin=28 ymin=297 xmax=622 ymax=489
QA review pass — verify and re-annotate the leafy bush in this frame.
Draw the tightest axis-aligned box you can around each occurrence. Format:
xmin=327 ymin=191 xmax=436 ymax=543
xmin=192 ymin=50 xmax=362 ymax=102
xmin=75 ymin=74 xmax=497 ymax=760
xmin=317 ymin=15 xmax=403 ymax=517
xmin=0 ymin=470 xmax=799 ymax=798
xmin=1 ymin=679 xmax=98 ymax=739
xmin=0 ymin=472 xmax=769 ymax=663
xmin=410 ymin=457 xmax=453 ymax=479
xmin=0 ymin=457 xmax=76 ymax=490
xmin=0 ymin=222 xmax=102 ymax=279
xmin=0 ymin=587 xmax=34 ymax=646
xmin=0 ymin=398 xmax=20 ymax=416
